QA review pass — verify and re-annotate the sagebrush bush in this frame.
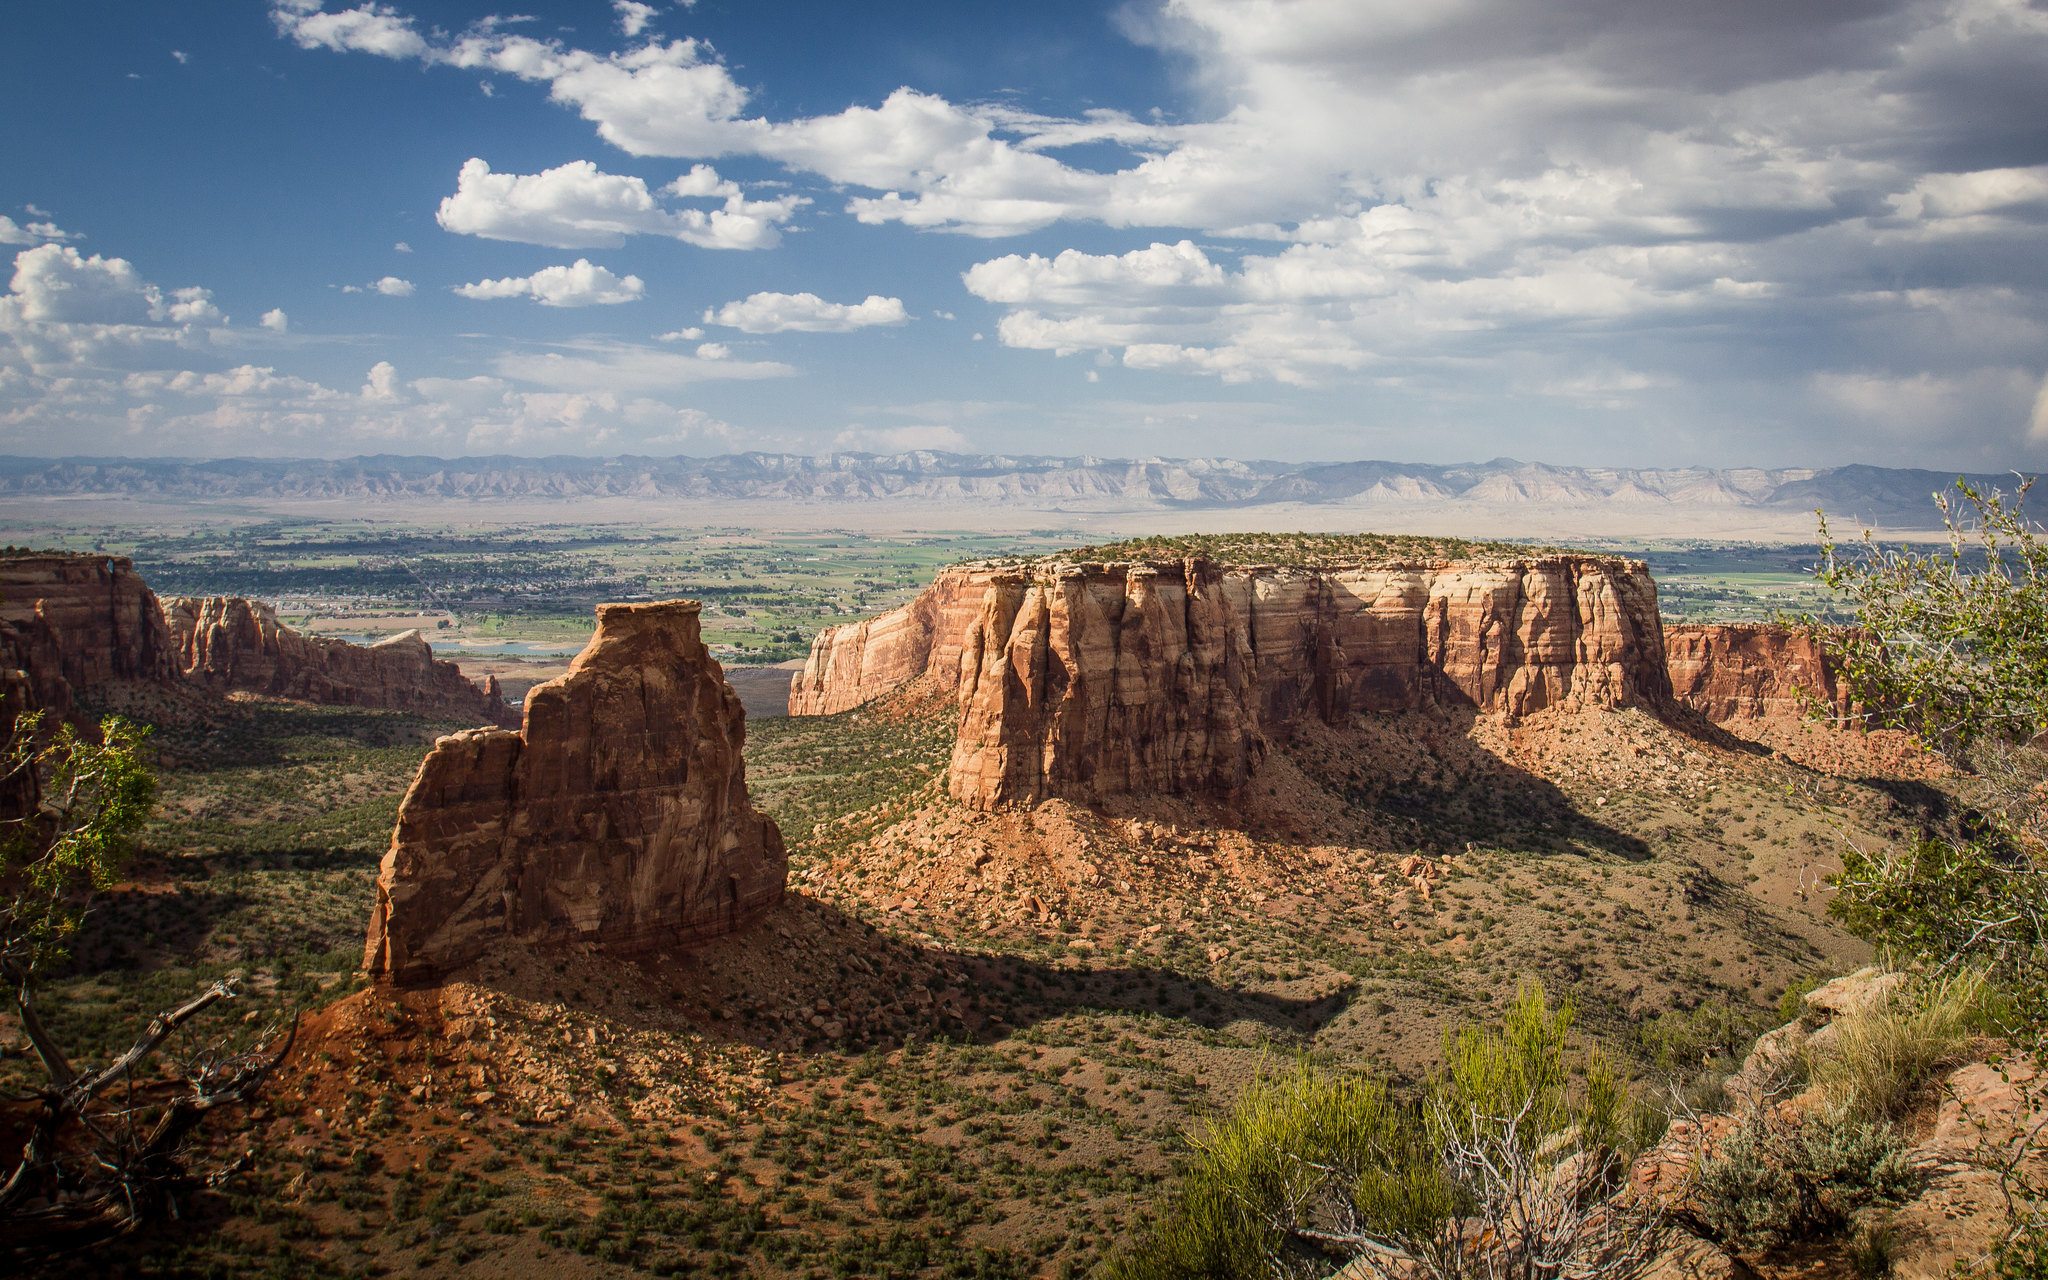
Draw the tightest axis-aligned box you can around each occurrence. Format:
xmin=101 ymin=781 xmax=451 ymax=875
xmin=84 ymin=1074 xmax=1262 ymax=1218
xmin=1691 ymin=1107 xmax=1914 ymax=1250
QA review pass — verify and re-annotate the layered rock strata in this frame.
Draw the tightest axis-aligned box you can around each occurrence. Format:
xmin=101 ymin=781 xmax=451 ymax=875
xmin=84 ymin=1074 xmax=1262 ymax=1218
xmin=364 ymin=600 xmax=787 ymax=984
xmin=0 ymin=552 xmax=178 ymax=713
xmin=788 ymin=566 xmax=1001 ymax=715
xmin=168 ymin=595 xmax=515 ymax=727
xmin=1664 ymin=622 xmax=1853 ymax=727
xmin=795 ymin=555 xmax=1672 ymax=808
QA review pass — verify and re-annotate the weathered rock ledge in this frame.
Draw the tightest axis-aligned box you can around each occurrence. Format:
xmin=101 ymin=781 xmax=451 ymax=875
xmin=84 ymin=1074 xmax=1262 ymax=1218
xmin=168 ymin=595 xmax=515 ymax=727
xmin=364 ymin=600 xmax=787 ymax=985
xmin=788 ymin=565 xmax=1001 ymax=715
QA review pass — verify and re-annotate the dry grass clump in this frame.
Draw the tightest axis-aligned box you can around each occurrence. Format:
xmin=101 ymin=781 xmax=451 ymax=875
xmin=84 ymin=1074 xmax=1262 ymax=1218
xmin=1805 ymin=970 xmax=1988 ymax=1122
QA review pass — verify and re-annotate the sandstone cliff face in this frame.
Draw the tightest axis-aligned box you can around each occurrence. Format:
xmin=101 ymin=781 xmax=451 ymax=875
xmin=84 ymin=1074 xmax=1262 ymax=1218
xmin=0 ymin=552 xmax=177 ymax=713
xmin=793 ymin=555 xmax=1672 ymax=808
xmin=1664 ymin=622 xmax=1852 ymax=726
xmin=167 ymin=596 xmax=515 ymax=727
xmin=788 ymin=566 xmax=1002 ymax=715
xmin=949 ymin=557 xmax=1672 ymax=807
xmin=364 ymin=600 xmax=787 ymax=984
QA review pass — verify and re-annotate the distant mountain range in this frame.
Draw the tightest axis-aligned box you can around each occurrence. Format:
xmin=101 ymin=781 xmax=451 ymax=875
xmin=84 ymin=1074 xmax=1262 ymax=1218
xmin=0 ymin=453 xmax=2024 ymax=527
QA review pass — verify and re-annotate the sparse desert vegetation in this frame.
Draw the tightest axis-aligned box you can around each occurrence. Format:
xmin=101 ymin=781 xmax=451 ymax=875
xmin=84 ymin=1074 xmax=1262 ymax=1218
xmin=3 ymin=507 xmax=2038 ymax=1279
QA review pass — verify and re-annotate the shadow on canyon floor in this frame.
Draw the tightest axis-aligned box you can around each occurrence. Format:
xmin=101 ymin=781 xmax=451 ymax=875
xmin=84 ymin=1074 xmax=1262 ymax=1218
xmin=466 ymin=893 xmax=1354 ymax=1057
xmin=1279 ymin=706 xmax=1655 ymax=861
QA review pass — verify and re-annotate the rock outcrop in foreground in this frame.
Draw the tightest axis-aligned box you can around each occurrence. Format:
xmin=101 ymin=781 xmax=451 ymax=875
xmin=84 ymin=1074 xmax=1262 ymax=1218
xmin=168 ymin=595 xmax=515 ymax=727
xmin=0 ymin=552 xmax=177 ymax=714
xmin=1664 ymin=622 xmax=1854 ymax=727
xmin=364 ymin=600 xmax=786 ymax=984
xmin=796 ymin=550 xmax=1673 ymax=808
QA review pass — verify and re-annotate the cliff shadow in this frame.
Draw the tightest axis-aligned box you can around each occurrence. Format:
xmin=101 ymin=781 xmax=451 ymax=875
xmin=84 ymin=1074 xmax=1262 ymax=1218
xmin=466 ymin=893 xmax=1353 ymax=1056
xmin=55 ymin=846 xmax=379 ymax=978
xmin=1655 ymin=704 xmax=1776 ymax=757
xmin=52 ymin=879 xmax=253 ymax=976
xmin=1265 ymin=706 xmax=1654 ymax=862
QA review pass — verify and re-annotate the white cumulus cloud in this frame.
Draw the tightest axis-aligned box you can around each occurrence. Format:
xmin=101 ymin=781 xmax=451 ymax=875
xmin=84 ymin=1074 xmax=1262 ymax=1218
xmin=704 ymin=291 xmax=908 ymax=334
xmin=271 ymin=0 xmax=429 ymax=60
xmin=343 ymin=275 xmax=414 ymax=296
xmin=614 ymin=2 xmax=657 ymax=38
xmin=0 ymin=244 xmax=231 ymax=375
xmin=0 ymin=216 xmax=75 ymax=246
xmin=0 ymin=236 xmax=750 ymax=457
xmin=436 ymin=157 xmax=801 ymax=250
xmin=964 ymin=240 xmax=1225 ymax=306
xmin=453 ymin=259 xmax=645 ymax=307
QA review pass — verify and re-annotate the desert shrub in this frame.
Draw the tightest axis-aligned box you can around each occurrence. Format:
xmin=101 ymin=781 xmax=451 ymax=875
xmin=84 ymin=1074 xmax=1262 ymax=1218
xmin=1636 ymin=1001 xmax=1771 ymax=1079
xmin=1777 ymin=975 xmax=1827 ymax=1026
xmin=1805 ymin=970 xmax=1986 ymax=1122
xmin=1816 ymin=480 xmax=2048 ymax=1030
xmin=1813 ymin=480 xmax=2048 ymax=1275
xmin=1105 ymin=982 xmax=1662 ymax=1280
xmin=1690 ymin=1107 xmax=1914 ymax=1251
xmin=1103 ymin=1060 xmax=1437 ymax=1280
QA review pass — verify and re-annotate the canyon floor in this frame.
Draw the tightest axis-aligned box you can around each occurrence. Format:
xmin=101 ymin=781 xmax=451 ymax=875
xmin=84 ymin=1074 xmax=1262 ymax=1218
xmin=11 ymin=670 xmax=1947 ymax=1279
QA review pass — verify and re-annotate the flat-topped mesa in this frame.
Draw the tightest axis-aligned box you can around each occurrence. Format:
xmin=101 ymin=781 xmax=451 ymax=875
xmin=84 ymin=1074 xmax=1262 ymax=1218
xmin=363 ymin=599 xmax=787 ymax=985
xmin=1665 ymin=622 xmax=1855 ymax=728
xmin=167 ymin=595 xmax=516 ymax=728
xmin=951 ymin=555 xmax=1672 ymax=807
xmin=794 ymin=545 xmax=1672 ymax=809
xmin=0 ymin=552 xmax=178 ymax=713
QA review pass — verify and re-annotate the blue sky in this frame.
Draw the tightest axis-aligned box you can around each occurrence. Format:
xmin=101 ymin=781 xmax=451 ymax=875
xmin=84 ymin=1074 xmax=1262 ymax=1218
xmin=2 ymin=0 xmax=2046 ymax=467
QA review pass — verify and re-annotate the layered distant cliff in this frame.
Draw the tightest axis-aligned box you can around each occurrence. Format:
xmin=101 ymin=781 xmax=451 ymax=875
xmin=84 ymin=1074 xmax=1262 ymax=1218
xmin=364 ymin=600 xmax=786 ymax=984
xmin=0 ymin=552 xmax=178 ymax=715
xmin=168 ymin=595 xmax=516 ymax=727
xmin=0 ymin=453 xmax=2010 ymax=528
xmin=1665 ymin=622 xmax=1854 ymax=727
xmin=794 ymin=543 xmax=1674 ymax=808
xmin=0 ymin=551 xmax=512 ymax=728
xmin=788 ymin=566 xmax=1001 ymax=716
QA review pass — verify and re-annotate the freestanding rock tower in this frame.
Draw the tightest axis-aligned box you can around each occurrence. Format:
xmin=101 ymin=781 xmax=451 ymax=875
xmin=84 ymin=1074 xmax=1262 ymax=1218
xmin=364 ymin=599 xmax=786 ymax=984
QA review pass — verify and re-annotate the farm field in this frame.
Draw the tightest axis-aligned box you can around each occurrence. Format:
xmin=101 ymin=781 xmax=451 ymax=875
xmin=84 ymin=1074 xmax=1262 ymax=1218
xmin=3 ymin=518 xmax=1077 ymax=665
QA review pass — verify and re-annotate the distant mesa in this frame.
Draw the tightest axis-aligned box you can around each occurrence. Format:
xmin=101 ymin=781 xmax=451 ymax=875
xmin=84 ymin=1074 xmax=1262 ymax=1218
xmin=795 ymin=538 xmax=1674 ymax=808
xmin=0 ymin=550 xmax=515 ymax=732
xmin=792 ymin=536 xmax=1861 ymax=809
xmin=1665 ymin=622 xmax=1855 ymax=727
xmin=168 ymin=594 xmax=518 ymax=728
xmin=364 ymin=600 xmax=787 ymax=985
